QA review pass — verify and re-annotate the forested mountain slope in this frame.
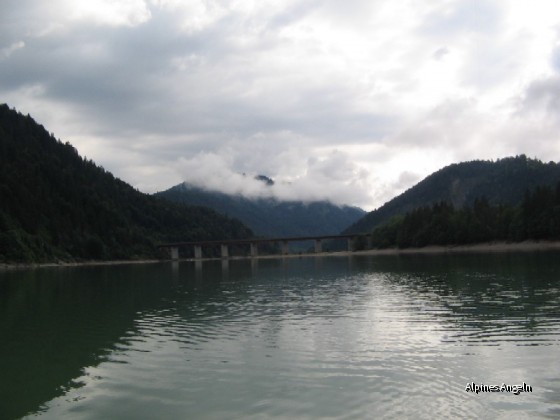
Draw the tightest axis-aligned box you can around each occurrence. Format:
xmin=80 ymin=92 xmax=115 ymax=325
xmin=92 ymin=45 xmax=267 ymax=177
xmin=345 ymin=156 xmax=560 ymax=234
xmin=155 ymin=183 xmax=366 ymax=238
xmin=0 ymin=104 xmax=252 ymax=263
xmin=368 ymin=185 xmax=560 ymax=249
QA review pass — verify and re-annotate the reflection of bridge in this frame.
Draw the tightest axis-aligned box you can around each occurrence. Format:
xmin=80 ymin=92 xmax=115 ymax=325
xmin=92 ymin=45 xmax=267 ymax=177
xmin=158 ymin=234 xmax=372 ymax=260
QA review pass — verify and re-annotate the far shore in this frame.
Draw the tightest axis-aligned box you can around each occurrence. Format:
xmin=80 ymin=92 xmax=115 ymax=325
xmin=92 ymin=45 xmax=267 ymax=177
xmin=2 ymin=240 xmax=560 ymax=270
xmin=251 ymin=240 xmax=560 ymax=259
xmin=348 ymin=240 xmax=560 ymax=256
xmin=0 ymin=258 xmax=163 ymax=271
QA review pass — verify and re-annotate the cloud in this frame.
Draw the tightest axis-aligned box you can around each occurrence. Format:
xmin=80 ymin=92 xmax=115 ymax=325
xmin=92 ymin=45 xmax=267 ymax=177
xmin=67 ymin=0 xmax=152 ymax=27
xmin=0 ymin=41 xmax=25 ymax=59
xmin=498 ymin=74 xmax=560 ymax=158
xmin=432 ymin=47 xmax=449 ymax=60
xmin=2 ymin=0 xmax=560 ymax=211
xmin=419 ymin=0 xmax=502 ymax=38
xmin=518 ymin=76 xmax=560 ymax=119
xmin=176 ymin=147 xmax=373 ymax=207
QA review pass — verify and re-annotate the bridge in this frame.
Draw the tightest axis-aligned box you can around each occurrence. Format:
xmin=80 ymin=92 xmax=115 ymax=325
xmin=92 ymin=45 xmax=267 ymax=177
xmin=158 ymin=234 xmax=372 ymax=260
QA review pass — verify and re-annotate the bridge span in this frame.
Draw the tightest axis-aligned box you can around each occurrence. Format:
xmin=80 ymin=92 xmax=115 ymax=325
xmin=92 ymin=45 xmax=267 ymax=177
xmin=158 ymin=234 xmax=371 ymax=260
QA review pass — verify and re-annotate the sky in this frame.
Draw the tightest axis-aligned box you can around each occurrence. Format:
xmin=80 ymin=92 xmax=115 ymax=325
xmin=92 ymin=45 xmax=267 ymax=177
xmin=2 ymin=0 xmax=560 ymax=210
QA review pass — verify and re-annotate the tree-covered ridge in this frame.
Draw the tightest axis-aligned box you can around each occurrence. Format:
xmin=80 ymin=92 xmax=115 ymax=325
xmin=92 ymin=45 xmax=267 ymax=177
xmin=345 ymin=156 xmax=560 ymax=234
xmin=368 ymin=182 xmax=560 ymax=249
xmin=155 ymin=182 xmax=366 ymax=238
xmin=0 ymin=104 xmax=252 ymax=263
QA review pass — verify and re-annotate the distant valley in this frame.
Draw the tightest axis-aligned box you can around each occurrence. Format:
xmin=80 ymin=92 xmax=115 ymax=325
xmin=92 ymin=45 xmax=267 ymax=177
xmin=155 ymin=182 xmax=366 ymax=239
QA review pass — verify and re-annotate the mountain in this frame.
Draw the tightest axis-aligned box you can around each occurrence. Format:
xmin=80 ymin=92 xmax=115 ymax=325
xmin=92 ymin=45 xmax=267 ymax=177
xmin=0 ymin=104 xmax=252 ymax=263
xmin=155 ymin=183 xmax=366 ymax=238
xmin=345 ymin=156 xmax=560 ymax=234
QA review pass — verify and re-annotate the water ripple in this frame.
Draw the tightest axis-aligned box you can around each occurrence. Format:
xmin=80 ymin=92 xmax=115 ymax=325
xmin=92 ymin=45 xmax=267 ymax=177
xmin=7 ymin=255 xmax=559 ymax=419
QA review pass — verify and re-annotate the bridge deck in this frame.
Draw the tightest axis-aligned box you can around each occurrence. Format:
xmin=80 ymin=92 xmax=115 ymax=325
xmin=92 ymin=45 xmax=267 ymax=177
xmin=157 ymin=234 xmax=362 ymax=248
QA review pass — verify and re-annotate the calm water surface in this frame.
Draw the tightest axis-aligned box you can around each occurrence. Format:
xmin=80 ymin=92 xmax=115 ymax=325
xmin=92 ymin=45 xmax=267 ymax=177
xmin=1 ymin=253 xmax=560 ymax=419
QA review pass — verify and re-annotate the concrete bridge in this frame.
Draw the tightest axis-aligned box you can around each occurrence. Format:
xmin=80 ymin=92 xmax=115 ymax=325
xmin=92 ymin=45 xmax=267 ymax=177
xmin=158 ymin=234 xmax=371 ymax=260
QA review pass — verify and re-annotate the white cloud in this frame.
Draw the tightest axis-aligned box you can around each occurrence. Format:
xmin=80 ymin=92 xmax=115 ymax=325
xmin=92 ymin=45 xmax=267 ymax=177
xmin=0 ymin=41 xmax=25 ymax=59
xmin=176 ymin=147 xmax=373 ymax=207
xmin=67 ymin=0 xmax=152 ymax=27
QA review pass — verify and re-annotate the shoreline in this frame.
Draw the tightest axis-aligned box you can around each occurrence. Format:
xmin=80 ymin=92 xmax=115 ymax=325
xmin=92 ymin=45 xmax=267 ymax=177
xmin=252 ymin=240 xmax=560 ymax=259
xmin=2 ymin=240 xmax=560 ymax=270
xmin=349 ymin=240 xmax=560 ymax=256
xmin=0 ymin=258 xmax=163 ymax=271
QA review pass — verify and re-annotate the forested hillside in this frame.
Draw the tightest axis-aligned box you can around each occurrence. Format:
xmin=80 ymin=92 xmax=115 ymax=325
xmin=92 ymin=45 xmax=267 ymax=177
xmin=368 ymin=183 xmax=560 ymax=248
xmin=155 ymin=183 xmax=365 ymax=238
xmin=345 ymin=156 xmax=560 ymax=234
xmin=0 ymin=104 xmax=252 ymax=263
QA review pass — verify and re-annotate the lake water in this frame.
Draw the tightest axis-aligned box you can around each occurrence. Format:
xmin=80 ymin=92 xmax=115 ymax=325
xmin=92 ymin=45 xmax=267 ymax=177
xmin=1 ymin=253 xmax=560 ymax=419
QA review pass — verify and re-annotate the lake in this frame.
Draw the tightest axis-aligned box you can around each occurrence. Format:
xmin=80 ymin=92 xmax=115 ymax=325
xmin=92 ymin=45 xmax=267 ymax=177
xmin=1 ymin=253 xmax=559 ymax=419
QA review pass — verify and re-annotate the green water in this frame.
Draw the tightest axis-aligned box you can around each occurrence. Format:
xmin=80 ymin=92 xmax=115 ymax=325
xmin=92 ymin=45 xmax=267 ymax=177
xmin=1 ymin=253 xmax=559 ymax=419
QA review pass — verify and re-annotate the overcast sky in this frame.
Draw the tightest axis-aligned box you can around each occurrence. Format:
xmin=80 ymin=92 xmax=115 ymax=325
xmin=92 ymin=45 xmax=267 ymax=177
xmin=2 ymin=0 xmax=560 ymax=210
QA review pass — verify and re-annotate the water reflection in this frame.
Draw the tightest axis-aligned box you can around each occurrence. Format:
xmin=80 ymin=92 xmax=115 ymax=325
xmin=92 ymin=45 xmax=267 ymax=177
xmin=0 ymin=263 xmax=178 ymax=419
xmin=1 ymin=253 xmax=559 ymax=419
xmin=358 ymin=253 xmax=560 ymax=347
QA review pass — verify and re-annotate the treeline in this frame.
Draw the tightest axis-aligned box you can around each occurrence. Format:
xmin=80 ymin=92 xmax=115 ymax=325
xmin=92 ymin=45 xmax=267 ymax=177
xmin=0 ymin=104 xmax=253 ymax=263
xmin=369 ymin=182 xmax=560 ymax=249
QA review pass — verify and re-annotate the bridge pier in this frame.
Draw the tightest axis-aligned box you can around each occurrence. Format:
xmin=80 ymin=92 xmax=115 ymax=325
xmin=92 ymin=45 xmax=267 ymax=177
xmin=250 ymin=242 xmax=258 ymax=258
xmin=221 ymin=244 xmax=229 ymax=259
xmin=281 ymin=240 xmax=289 ymax=255
xmin=347 ymin=237 xmax=356 ymax=252
xmin=314 ymin=239 xmax=322 ymax=253
xmin=170 ymin=247 xmax=179 ymax=260
xmin=194 ymin=245 xmax=203 ymax=260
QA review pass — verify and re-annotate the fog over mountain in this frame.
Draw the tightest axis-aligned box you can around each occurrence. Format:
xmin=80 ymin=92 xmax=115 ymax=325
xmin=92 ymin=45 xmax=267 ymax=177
xmin=175 ymin=151 xmax=371 ymax=206
xmin=156 ymin=179 xmax=366 ymax=239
